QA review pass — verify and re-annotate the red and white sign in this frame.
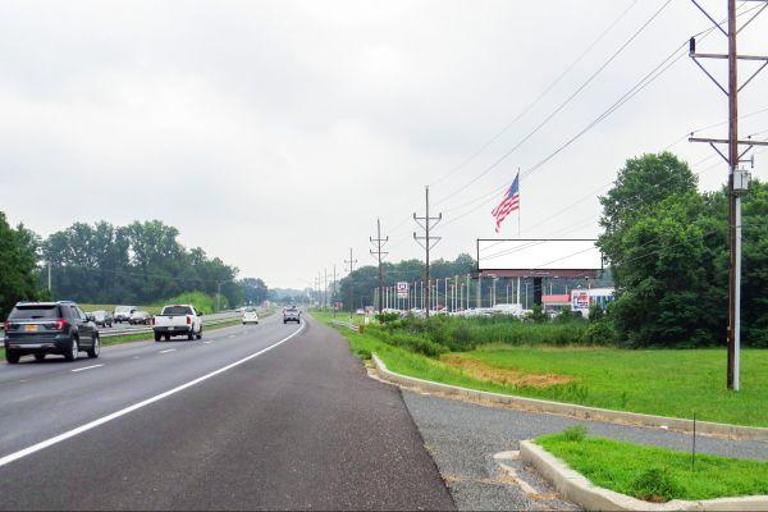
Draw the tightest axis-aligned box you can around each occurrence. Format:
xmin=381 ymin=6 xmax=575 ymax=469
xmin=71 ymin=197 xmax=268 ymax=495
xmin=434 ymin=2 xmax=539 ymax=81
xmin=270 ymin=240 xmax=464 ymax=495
xmin=396 ymin=282 xmax=409 ymax=299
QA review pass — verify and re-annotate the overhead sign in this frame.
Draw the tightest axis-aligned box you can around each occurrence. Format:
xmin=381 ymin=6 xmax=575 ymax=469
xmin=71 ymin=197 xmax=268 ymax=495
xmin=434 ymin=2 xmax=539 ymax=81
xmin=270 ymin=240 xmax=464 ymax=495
xmin=396 ymin=282 xmax=409 ymax=299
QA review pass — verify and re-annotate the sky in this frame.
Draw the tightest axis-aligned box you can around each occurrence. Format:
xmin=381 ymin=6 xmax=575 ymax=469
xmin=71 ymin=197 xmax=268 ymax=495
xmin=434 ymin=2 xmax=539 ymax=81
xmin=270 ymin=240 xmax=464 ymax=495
xmin=0 ymin=0 xmax=766 ymax=289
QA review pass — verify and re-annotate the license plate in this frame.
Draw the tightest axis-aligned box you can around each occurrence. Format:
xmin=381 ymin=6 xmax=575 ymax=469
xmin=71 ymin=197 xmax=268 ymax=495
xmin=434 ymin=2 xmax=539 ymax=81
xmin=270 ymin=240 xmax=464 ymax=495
xmin=24 ymin=324 xmax=38 ymax=332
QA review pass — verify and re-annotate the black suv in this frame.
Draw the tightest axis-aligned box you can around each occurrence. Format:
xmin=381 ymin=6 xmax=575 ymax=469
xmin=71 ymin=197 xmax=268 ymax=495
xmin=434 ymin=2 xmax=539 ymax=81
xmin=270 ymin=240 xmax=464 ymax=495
xmin=3 ymin=301 xmax=100 ymax=364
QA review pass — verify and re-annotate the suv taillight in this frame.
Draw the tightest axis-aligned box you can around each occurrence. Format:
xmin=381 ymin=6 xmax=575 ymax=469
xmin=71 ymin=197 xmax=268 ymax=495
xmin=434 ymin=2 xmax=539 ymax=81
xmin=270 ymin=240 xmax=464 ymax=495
xmin=54 ymin=319 xmax=69 ymax=330
xmin=186 ymin=315 xmax=192 ymax=325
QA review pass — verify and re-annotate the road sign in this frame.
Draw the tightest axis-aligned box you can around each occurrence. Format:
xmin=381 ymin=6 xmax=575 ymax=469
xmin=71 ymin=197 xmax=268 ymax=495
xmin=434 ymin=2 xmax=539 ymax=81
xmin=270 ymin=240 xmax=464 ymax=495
xmin=396 ymin=282 xmax=409 ymax=299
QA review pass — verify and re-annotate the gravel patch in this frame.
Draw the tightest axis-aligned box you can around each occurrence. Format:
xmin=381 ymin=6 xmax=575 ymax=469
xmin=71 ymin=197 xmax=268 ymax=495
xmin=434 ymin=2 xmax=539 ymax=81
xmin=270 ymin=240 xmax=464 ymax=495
xmin=403 ymin=390 xmax=768 ymax=511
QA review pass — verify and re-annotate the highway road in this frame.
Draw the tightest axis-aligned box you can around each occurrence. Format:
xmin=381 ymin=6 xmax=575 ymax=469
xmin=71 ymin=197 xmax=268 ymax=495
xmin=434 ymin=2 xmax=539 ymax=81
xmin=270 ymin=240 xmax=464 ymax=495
xmin=0 ymin=314 xmax=454 ymax=510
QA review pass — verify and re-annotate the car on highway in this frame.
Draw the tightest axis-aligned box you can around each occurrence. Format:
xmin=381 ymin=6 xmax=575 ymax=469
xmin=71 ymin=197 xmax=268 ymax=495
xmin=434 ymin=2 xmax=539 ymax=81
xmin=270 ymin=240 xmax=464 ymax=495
xmin=3 ymin=301 xmax=100 ymax=364
xmin=91 ymin=310 xmax=114 ymax=327
xmin=153 ymin=304 xmax=203 ymax=341
xmin=242 ymin=307 xmax=259 ymax=325
xmin=128 ymin=310 xmax=152 ymax=325
xmin=113 ymin=305 xmax=137 ymax=323
xmin=283 ymin=306 xmax=301 ymax=324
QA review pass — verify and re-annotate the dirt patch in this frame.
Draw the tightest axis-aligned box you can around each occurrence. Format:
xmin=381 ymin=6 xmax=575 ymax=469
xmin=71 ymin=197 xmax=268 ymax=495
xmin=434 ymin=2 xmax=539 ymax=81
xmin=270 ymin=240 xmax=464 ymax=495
xmin=441 ymin=354 xmax=573 ymax=389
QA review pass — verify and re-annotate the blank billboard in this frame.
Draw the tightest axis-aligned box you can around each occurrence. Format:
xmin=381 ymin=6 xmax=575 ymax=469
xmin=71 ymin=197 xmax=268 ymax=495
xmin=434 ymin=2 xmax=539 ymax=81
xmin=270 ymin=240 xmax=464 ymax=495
xmin=478 ymin=239 xmax=602 ymax=271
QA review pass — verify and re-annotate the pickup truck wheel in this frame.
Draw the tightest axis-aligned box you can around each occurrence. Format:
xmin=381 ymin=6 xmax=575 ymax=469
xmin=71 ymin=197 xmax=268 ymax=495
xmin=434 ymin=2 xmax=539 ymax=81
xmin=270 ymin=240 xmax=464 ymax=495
xmin=164 ymin=333 xmax=171 ymax=341
xmin=34 ymin=353 xmax=46 ymax=362
xmin=154 ymin=332 xmax=162 ymax=342
xmin=6 ymin=351 xmax=20 ymax=364
xmin=196 ymin=328 xmax=203 ymax=340
xmin=188 ymin=331 xmax=195 ymax=341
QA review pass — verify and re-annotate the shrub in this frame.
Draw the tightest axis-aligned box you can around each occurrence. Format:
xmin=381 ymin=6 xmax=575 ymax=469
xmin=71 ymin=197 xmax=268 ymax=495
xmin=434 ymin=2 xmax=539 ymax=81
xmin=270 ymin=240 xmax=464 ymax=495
xmin=158 ymin=291 xmax=218 ymax=314
xmin=581 ymin=319 xmax=618 ymax=345
xmin=373 ymin=330 xmax=448 ymax=357
xmin=527 ymin=304 xmax=548 ymax=323
xmin=376 ymin=312 xmax=401 ymax=324
xmin=588 ymin=304 xmax=605 ymax=322
xmin=629 ymin=467 xmax=683 ymax=503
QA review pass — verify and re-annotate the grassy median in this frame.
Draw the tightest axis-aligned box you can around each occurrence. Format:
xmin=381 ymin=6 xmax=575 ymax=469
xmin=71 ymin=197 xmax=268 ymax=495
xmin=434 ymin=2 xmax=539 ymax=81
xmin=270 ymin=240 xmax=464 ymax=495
xmin=536 ymin=427 xmax=768 ymax=502
xmin=314 ymin=313 xmax=768 ymax=428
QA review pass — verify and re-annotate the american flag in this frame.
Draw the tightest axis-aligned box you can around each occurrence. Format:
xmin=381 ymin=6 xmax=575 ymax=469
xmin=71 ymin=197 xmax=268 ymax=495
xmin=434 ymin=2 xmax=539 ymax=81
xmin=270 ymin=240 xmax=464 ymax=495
xmin=491 ymin=173 xmax=520 ymax=234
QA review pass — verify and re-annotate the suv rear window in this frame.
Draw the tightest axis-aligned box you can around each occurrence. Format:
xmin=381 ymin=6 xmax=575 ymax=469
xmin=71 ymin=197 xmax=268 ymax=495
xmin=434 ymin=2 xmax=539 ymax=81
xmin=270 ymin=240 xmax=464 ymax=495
xmin=9 ymin=305 xmax=61 ymax=320
xmin=162 ymin=306 xmax=193 ymax=316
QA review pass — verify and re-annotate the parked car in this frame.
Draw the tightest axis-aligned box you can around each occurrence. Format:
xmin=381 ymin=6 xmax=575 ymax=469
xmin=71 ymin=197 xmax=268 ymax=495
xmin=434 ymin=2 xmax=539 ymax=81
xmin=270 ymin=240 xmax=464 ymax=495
xmin=113 ymin=305 xmax=137 ymax=323
xmin=283 ymin=306 xmax=301 ymax=324
xmin=153 ymin=304 xmax=203 ymax=341
xmin=128 ymin=310 xmax=152 ymax=325
xmin=3 ymin=301 xmax=100 ymax=364
xmin=242 ymin=308 xmax=259 ymax=325
xmin=91 ymin=310 xmax=113 ymax=327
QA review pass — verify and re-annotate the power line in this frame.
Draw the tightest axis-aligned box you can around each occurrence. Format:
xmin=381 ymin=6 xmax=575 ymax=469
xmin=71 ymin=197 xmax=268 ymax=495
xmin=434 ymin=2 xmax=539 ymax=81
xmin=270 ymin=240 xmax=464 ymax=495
xmin=429 ymin=0 xmax=642 ymax=189
xmin=433 ymin=0 xmax=675 ymax=208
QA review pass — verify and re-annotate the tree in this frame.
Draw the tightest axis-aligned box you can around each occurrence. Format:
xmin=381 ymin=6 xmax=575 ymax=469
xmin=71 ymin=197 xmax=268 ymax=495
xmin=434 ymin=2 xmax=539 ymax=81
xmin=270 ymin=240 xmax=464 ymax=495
xmin=604 ymin=180 xmax=768 ymax=348
xmin=598 ymin=152 xmax=698 ymax=283
xmin=0 ymin=212 xmax=41 ymax=319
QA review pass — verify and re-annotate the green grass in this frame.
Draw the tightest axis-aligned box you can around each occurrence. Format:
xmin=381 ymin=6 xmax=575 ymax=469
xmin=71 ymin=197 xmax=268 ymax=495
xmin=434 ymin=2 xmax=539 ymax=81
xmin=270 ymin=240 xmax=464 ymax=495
xmin=537 ymin=429 xmax=768 ymax=502
xmin=314 ymin=314 xmax=768 ymax=427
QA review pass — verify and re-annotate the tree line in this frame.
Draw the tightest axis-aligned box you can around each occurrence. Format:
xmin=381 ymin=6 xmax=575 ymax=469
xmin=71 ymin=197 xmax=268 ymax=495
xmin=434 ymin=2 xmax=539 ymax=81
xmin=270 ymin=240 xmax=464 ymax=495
xmin=0 ymin=217 xmax=272 ymax=319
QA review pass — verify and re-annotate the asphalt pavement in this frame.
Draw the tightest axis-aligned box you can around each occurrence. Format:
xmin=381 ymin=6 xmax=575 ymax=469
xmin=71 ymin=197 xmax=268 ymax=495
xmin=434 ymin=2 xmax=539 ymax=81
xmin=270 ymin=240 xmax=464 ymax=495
xmin=0 ymin=315 xmax=454 ymax=511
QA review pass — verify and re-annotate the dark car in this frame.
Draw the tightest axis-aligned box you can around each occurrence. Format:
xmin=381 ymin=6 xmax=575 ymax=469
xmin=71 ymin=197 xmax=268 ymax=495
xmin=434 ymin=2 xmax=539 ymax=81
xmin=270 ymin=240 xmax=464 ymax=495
xmin=283 ymin=306 xmax=301 ymax=324
xmin=3 ymin=301 xmax=101 ymax=364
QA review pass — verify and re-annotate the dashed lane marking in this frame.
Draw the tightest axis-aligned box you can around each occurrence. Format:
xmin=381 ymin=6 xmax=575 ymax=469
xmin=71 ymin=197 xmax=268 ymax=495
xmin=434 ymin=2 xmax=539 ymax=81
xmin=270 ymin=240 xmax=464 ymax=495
xmin=71 ymin=364 xmax=104 ymax=373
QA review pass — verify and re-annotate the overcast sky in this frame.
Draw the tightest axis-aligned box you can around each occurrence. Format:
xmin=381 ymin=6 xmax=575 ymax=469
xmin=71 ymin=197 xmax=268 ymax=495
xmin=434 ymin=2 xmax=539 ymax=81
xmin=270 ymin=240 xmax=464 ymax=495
xmin=0 ymin=0 xmax=765 ymax=289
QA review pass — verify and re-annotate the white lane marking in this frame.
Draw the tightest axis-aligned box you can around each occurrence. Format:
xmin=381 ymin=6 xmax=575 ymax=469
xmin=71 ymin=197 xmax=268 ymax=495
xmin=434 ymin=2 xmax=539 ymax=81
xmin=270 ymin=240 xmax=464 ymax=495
xmin=0 ymin=322 xmax=305 ymax=469
xmin=202 ymin=341 xmax=212 ymax=345
xmin=158 ymin=349 xmax=176 ymax=354
xmin=71 ymin=364 xmax=104 ymax=373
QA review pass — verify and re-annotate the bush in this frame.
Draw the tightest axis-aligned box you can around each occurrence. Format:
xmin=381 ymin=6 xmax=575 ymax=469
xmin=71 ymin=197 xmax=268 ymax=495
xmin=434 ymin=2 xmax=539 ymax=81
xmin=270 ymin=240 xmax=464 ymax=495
xmin=376 ymin=312 xmax=401 ymax=324
xmin=588 ymin=304 xmax=605 ymax=322
xmin=527 ymin=304 xmax=548 ymax=323
xmin=581 ymin=319 xmax=618 ymax=345
xmin=158 ymin=291 xmax=219 ymax=314
xmin=629 ymin=467 xmax=683 ymax=503
xmin=369 ymin=327 xmax=448 ymax=357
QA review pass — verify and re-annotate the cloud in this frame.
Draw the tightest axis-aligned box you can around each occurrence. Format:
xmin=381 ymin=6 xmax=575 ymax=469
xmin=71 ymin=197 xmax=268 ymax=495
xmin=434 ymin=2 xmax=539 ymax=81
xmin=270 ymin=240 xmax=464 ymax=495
xmin=0 ymin=0 xmax=765 ymax=287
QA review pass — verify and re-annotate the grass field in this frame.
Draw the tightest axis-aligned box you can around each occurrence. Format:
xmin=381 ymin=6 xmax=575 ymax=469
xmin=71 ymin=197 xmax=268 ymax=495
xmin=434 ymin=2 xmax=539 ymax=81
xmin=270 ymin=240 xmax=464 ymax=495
xmin=314 ymin=314 xmax=768 ymax=427
xmin=537 ymin=428 xmax=768 ymax=502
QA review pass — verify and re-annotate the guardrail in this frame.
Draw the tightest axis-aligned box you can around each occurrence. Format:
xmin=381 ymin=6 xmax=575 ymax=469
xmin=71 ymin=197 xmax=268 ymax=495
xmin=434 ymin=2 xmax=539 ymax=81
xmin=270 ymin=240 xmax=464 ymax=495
xmin=101 ymin=313 xmax=241 ymax=338
xmin=331 ymin=320 xmax=361 ymax=333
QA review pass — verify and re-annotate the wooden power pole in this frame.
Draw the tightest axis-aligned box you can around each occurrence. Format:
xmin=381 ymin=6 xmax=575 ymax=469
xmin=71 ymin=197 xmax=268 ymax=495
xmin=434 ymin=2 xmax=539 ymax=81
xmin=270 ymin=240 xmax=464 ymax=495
xmin=689 ymin=0 xmax=768 ymax=390
xmin=413 ymin=186 xmax=442 ymax=319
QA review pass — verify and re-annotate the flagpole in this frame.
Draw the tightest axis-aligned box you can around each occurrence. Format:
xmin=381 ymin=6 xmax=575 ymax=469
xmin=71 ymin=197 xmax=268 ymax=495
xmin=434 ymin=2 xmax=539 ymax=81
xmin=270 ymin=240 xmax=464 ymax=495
xmin=517 ymin=168 xmax=521 ymax=237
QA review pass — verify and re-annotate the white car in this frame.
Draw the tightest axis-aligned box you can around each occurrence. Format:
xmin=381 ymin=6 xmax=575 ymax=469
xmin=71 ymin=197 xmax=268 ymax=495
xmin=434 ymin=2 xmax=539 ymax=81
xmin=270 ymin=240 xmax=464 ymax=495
xmin=242 ymin=308 xmax=259 ymax=325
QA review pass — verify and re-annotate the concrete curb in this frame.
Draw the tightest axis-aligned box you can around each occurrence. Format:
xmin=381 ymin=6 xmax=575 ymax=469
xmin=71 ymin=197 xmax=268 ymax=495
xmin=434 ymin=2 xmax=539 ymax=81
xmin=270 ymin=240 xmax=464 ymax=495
xmin=519 ymin=440 xmax=768 ymax=511
xmin=371 ymin=354 xmax=768 ymax=441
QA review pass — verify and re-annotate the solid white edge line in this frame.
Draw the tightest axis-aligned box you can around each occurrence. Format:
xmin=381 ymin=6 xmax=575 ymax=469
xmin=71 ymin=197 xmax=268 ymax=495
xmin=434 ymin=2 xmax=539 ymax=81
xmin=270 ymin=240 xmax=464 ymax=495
xmin=0 ymin=322 xmax=305 ymax=469
xmin=71 ymin=364 xmax=104 ymax=373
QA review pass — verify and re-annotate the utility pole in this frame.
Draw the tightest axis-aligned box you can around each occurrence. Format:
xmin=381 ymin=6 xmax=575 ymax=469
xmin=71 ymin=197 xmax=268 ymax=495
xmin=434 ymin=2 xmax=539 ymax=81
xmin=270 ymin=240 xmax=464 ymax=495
xmin=413 ymin=186 xmax=442 ymax=318
xmin=688 ymin=0 xmax=768 ymax=391
xmin=370 ymin=218 xmax=389 ymax=315
xmin=332 ymin=264 xmax=337 ymax=317
xmin=324 ymin=268 xmax=328 ymax=310
xmin=345 ymin=248 xmax=358 ymax=317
